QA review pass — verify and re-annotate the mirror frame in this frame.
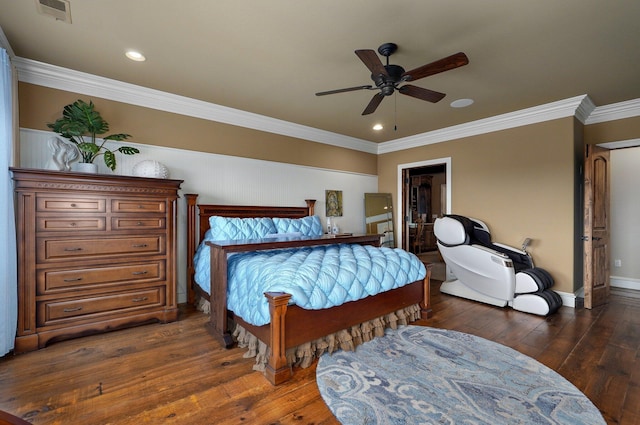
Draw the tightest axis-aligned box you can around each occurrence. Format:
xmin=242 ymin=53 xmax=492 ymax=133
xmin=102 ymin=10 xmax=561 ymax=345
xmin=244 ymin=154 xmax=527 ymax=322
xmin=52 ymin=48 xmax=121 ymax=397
xmin=364 ymin=193 xmax=395 ymax=247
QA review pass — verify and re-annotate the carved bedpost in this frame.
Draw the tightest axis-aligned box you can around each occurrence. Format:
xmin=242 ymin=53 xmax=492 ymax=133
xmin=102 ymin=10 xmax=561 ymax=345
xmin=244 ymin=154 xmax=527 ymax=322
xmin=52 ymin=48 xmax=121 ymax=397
xmin=305 ymin=199 xmax=316 ymax=216
xmin=264 ymin=292 xmax=293 ymax=385
xmin=209 ymin=243 xmax=234 ymax=347
xmin=186 ymin=194 xmax=198 ymax=305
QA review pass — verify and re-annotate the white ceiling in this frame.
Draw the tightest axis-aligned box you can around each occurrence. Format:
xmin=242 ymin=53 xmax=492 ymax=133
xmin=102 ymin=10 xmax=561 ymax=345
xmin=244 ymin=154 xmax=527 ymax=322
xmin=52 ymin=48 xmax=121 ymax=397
xmin=1 ymin=0 xmax=639 ymax=143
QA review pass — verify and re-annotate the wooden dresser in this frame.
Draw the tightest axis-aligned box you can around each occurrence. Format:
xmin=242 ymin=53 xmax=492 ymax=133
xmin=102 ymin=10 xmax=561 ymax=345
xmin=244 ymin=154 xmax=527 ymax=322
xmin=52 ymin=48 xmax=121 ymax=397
xmin=11 ymin=168 xmax=183 ymax=353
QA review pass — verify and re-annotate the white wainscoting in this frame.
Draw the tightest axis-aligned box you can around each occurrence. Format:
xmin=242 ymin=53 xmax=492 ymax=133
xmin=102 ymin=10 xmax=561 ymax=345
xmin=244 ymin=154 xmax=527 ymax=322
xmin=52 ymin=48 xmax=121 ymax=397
xmin=19 ymin=128 xmax=378 ymax=303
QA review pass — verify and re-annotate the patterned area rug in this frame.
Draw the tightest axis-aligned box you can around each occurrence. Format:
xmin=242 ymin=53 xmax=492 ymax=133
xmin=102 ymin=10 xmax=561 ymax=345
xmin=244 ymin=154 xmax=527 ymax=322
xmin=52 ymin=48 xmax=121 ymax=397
xmin=316 ymin=326 xmax=604 ymax=425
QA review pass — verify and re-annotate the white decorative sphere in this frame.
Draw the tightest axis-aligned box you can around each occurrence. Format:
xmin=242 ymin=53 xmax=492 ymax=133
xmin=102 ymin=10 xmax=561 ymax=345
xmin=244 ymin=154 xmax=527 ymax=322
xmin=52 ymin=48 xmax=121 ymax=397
xmin=132 ymin=160 xmax=170 ymax=179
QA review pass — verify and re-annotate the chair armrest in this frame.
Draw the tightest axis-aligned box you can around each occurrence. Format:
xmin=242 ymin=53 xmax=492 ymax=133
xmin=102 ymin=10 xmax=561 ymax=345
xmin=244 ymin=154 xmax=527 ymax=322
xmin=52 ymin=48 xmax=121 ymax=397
xmin=493 ymin=242 xmax=527 ymax=256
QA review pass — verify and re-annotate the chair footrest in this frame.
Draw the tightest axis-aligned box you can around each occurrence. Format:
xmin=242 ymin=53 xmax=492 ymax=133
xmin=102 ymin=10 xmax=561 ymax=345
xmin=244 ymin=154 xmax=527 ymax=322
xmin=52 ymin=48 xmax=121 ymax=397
xmin=513 ymin=290 xmax=562 ymax=316
xmin=515 ymin=268 xmax=554 ymax=294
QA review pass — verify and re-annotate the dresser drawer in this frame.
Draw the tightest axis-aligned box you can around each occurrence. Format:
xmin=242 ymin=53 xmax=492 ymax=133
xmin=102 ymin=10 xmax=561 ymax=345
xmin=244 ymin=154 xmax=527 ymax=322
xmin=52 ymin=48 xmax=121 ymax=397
xmin=37 ymin=217 xmax=106 ymax=232
xmin=111 ymin=217 xmax=166 ymax=231
xmin=37 ymin=287 xmax=165 ymax=325
xmin=38 ymin=236 xmax=164 ymax=262
xmin=38 ymin=261 xmax=165 ymax=294
xmin=37 ymin=196 xmax=106 ymax=213
xmin=112 ymin=199 xmax=166 ymax=213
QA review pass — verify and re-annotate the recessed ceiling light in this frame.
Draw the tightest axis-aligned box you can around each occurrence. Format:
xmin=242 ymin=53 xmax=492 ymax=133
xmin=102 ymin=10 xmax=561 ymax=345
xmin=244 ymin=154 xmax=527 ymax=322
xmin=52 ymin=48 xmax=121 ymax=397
xmin=450 ymin=98 xmax=474 ymax=108
xmin=373 ymin=124 xmax=383 ymax=131
xmin=125 ymin=50 xmax=146 ymax=62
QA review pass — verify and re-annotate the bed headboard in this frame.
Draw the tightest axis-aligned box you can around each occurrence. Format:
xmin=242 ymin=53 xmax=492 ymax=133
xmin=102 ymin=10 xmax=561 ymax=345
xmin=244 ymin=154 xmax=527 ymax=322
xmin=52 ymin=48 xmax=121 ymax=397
xmin=185 ymin=194 xmax=316 ymax=303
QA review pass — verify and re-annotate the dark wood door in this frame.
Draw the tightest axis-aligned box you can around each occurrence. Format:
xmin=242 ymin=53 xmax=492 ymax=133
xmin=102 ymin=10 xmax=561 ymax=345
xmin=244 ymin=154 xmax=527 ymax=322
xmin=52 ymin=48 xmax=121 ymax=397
xmin=583 ymin=145 xmax=610 ymax=309
xmin=402 ymin=168 xmax=411 ymax=251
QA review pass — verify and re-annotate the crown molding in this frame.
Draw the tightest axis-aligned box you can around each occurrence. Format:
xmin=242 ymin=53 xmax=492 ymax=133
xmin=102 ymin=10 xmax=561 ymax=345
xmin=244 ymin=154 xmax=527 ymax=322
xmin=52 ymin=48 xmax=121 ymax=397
xmin=585 ymin=98 xmax=640 ymax=125
xmin=574 ymin=95 xmax=596 ymax=123
xmin=378 ymin=95 xmax=592 ymax=154
xmin=12 ymin=57 xmax=639 ymax=156
xmin=13 ymin=57 xmax=378 ymax=154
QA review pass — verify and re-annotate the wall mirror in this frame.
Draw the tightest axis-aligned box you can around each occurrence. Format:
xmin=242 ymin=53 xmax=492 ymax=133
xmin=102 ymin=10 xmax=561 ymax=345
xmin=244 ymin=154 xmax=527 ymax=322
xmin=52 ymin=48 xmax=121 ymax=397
xmin=364 ymin=193 xmax=395 ymax=247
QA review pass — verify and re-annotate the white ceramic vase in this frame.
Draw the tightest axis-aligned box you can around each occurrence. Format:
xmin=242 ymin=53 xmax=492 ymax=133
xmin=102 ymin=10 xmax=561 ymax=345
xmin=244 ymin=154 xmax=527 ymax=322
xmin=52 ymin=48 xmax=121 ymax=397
xmin=73 ymin=162 xmax=98 ymax=173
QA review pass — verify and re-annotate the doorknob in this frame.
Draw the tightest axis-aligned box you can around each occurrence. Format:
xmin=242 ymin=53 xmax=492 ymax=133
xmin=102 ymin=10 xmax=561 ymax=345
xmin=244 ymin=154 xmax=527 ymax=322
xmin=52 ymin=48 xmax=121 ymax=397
xmin=592 ymin=236 xmax=602 ymax=241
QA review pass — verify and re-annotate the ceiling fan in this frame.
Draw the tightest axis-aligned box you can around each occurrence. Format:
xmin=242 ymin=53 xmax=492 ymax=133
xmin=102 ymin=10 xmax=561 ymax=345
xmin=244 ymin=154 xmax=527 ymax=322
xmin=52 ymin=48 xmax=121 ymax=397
xmin=315 ymin=43 xmax=469 ymax=115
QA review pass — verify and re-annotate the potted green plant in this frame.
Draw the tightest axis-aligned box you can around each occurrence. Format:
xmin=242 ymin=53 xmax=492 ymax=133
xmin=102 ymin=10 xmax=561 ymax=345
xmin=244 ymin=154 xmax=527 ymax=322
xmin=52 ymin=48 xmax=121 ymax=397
xmin=47 ymin=99 xmax=140 ymax=171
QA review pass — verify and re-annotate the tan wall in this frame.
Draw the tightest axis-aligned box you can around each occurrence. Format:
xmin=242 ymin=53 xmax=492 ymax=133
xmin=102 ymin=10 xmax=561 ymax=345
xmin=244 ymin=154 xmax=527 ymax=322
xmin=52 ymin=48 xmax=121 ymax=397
xmin=379 ymin=118 xmax=578 ymax=294
xmin=18 ymin=83 xmax=378 ymax=175
xmin=585 ymin=115 xmax=640 ymax=145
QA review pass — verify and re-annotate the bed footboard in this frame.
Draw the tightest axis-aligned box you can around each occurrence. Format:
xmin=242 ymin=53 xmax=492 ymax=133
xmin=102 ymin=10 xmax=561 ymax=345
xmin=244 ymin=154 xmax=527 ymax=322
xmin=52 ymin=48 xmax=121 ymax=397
xmin=254 ymin=269 xmax=431 ymax=385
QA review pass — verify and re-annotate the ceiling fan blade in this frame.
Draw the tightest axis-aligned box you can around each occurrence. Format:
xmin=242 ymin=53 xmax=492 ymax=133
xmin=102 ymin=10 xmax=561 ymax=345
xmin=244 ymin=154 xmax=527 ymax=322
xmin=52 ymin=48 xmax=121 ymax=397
xmin=399 ymin=85 xmax=446 ymax=103
xmin=355 ymin=49 xmax=389 ymax=77
xmin=402 ymin=52 xmax=469 ymax=82
xmin=362 ymin=93 xmax=385 ymax=115
xmin=315 ymin=85 xmax=373 ymax=96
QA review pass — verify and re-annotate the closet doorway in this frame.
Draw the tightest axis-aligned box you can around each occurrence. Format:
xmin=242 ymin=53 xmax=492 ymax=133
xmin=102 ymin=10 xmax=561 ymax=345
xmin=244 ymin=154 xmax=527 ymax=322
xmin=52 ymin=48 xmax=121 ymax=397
xmin=397 ymin=158 xmax=451 ymax=254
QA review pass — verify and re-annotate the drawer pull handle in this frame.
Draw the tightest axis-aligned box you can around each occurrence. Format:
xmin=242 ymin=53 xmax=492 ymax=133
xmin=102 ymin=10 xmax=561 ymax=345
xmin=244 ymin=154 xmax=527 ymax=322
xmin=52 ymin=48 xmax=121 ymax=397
xmin=63 ymin=277 xmax=83 ymax=282
xmin=70 ymin=222 xmax=77 ymax=227
xmin=132 ymin=244 xmax=148 ymax=248
xmin=70 ymin=203 xmax=77 ymax=208
xmin=132 ymin=297 xmax=148 ymax=303
xmin=132 ymin=271 xmax=148 ymax=275
xmin=138 ymin=205 xmax=145 ymax=209
xmin=64 ymin=247 xmax=83 ymax=252
xmin=136 ymin=222 xmax=144 ymax=226
xmin=63 ymin=307 xmax=83 ymax=313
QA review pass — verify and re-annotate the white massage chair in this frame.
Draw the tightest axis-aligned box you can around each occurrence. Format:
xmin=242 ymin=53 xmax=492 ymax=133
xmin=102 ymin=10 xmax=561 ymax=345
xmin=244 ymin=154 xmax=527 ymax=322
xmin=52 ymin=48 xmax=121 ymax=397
xmin=433 ymin=215 xmax=562 ymax=316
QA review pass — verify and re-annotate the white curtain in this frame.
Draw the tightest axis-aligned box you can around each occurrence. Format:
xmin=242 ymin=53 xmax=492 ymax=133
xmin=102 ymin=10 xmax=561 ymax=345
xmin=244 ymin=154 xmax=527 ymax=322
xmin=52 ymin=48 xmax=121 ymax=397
xmin=0 ymin=47 xmax=17 ymax=356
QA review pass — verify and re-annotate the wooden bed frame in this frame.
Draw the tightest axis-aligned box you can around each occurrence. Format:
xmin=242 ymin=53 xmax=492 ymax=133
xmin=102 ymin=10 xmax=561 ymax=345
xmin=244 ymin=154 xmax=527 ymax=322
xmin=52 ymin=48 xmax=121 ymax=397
xmin=186 ymin=194 xmax=432 ymax=385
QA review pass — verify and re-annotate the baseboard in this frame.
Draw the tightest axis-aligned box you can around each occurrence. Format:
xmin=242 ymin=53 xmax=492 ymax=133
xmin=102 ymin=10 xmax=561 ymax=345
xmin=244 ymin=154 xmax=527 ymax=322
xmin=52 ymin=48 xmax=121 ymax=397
xmin=570 ymin=277 xmax=639 ymax=308
xmin=610 ymin=276 xmax=640 ymax=291
xmin=554 ymin=290 xmax=578 ymax=308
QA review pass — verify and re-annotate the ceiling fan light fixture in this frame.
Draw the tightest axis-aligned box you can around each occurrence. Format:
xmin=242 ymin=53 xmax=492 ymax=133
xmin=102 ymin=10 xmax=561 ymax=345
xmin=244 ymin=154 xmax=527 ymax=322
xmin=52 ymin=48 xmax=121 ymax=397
xmin=373 ymin=124 xmax=384 ymax=131
xmin=450 ymin=98 xmax=474 ymax=108
xmin=125 ymin=50 xmax=146 ymax=62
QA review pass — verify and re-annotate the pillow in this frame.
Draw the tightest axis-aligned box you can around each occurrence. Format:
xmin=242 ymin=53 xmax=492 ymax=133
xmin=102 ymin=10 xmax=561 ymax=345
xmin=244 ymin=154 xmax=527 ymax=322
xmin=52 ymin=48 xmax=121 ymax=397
xmin=272 ymin=215 xmax=323 ymax=237
xmin=207 ymin=216 xmax=277 ymax=241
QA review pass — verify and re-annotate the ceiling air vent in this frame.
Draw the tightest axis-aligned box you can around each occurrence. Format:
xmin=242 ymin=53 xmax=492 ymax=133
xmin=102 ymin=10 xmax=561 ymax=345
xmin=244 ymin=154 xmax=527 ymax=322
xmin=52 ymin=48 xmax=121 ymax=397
xmin=35 ymin=0 xmax=72 ymax=24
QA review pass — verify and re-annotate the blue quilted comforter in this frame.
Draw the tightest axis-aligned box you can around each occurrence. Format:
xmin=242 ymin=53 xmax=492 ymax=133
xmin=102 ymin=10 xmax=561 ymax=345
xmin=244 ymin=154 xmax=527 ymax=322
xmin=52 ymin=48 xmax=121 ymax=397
xmin=194 ymin=243 xmax=426 ymax=326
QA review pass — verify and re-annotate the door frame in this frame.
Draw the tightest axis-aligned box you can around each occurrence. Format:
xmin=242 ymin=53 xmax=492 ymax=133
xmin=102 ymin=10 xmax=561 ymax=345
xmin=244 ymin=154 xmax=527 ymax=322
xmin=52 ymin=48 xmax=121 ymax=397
xmin=397 ymin=157 xmax=451 ymax=248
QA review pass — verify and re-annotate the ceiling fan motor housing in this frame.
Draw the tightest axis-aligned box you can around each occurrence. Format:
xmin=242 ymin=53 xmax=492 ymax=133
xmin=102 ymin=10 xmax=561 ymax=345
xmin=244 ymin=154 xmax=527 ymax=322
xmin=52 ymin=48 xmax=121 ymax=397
xmin=372 ymin=64 xmax=406 ymax=96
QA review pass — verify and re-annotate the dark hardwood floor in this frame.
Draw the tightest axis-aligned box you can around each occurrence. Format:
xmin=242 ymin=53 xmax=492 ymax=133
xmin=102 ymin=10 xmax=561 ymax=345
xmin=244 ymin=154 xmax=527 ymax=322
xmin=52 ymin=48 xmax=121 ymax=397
xmin=1 ymin=280 xmax=639 ymax=424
